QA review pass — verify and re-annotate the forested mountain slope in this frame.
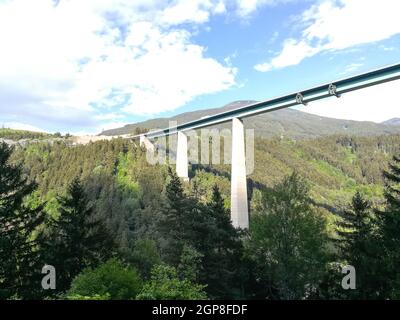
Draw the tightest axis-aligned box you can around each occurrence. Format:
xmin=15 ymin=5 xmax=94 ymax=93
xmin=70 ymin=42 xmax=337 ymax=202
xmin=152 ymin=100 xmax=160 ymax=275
xmin=382 ymin=118 xmax=400 ymax=126
xmin=10 ymin=134 xmax=400 ymax=230
xmin=4 ymin=131 xmax=400 ymax=299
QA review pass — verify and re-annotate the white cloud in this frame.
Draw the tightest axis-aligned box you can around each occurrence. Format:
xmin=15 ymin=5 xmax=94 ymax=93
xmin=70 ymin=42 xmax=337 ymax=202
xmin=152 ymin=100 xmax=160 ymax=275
xmin=94 ymin=113 xmax=125 ymax=121
xmin=341 ymin=63 xmax=363 ymax=75
xmin=214 ymin=1 xmax=227 ymax=14
xmin=2 ymin=122 xmax=48 ymax=133
xmin=382 ymin=46 xmax=395 ymax=52
xmin=235 ymin=0 xmax=296 ymax=17
xmin=160 ymin=0 xmax=218 ymax=25
xmin=254 ymin=62 xmax=272 ymax=72
xmin=236 ymin=0 xmax=262 ymax=16
xmin=120 ymin=26 xmax=237 ymax=114
xmin=65 ymin=121 xmax=130 ymax=136
xmin=303 ymin=79 xmax=400 ymax=123
xmin=98 ymin=121 xmax=130 ymax=132
xmin=0 ymin=0 xmax=238 ymax=132
xmin=255 ymin=0 xmax=400 ymax=71
xmin=255 ymin=39 xmax=318 ymax=70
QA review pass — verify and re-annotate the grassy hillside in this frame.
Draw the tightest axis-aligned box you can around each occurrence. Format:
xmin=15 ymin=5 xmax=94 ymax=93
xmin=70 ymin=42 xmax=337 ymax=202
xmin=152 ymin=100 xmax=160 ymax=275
xmin=101 ymin=100 xmax=400 ymax=139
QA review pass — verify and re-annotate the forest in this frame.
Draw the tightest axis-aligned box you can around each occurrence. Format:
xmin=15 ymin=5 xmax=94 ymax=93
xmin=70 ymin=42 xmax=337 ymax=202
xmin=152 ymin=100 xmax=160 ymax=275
xmin=1 ymin=131 xmax=400 ymax=300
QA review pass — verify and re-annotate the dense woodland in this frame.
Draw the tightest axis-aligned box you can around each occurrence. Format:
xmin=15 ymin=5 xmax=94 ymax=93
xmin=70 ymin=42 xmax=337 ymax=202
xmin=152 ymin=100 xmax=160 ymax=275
xmin=1 ymin=131 xmax=400 ymax=299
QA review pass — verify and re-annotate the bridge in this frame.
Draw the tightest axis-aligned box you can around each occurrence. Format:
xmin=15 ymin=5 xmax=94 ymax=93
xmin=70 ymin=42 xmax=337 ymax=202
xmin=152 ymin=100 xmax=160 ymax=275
xmin=133 ymin=63 xmax=400 ymax=229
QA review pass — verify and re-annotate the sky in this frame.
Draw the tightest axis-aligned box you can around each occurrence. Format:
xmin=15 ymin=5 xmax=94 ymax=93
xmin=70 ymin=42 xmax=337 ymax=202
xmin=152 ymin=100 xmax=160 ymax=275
xmin=0 ymin=0 xmax=399 ymax=135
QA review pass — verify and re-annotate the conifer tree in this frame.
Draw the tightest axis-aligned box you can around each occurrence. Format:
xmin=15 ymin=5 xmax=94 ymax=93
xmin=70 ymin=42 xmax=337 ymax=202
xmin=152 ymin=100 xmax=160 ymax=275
xmin=376 ymin=155 xmax=400 ymax=298
xmin=335 ymin=191 xmax=381 ymax=299
xmin=41 ymin=177 xmax=114 ymax=293
xmin=158 ymin=167 xmax=196 ymax=265
xmin=201 ymin=185 xmax=244 ymax=299
xmin=0 ymin=142 xmax=45 ymax=299
xmin=336 ymin=192 xmax=374 ymax=261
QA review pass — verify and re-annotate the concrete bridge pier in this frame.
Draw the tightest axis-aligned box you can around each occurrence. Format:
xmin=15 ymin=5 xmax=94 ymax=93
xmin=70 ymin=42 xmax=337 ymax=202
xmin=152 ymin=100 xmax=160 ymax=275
xmin=230 ymin=118 xmax=249 ymax=229
xmin=176 ymin=131 xmax=189 ymax=181
xmin=140 ymin=134 xmax=155 ymax=152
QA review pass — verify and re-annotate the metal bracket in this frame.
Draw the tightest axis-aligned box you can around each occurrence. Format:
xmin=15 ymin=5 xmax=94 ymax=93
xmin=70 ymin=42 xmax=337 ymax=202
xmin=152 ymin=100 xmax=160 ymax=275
xmin=296 ymin=93 xmax=307 ymax=105
xmin=328 ymin=83 xmax=341 ymax=98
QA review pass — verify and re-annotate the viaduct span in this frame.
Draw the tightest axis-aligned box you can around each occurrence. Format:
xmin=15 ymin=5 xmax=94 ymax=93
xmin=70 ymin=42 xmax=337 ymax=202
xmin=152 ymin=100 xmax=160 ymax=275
xmin=133 ymin=63 xmax=400 ymax=229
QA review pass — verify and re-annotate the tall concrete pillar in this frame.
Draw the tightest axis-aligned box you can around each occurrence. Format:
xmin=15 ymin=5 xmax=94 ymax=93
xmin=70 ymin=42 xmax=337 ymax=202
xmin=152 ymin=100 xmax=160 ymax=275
xmin=139 ymin=134 xmax=167 ymax=165
xmin=139 ymin=134 xmax=155 ymax=152
xmin=176 ymin=131 xmax=189 ymax=181
xmin=231 ymin=118 xmax=249 ymax=229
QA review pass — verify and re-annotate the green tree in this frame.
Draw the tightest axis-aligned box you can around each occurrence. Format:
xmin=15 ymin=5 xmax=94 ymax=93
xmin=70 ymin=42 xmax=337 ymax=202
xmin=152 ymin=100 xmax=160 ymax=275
xmin=41 ymin=177 xmax=115 ymax=294
xmin=200 ymin=185 xmax=244 ymax=299
xmin=137 ymin=264 xmax=207 ymax=300
xmin=376 ymin=155 xmax=400 ymax=298
xmin=159 ymin=171 xmax=244 ymax=299
xmin=0 ymin=142 xmax=45 ymax=299
xmin=128 ymin=238 xmax=162 ymax=279
xmin=158 ymin=167 xmax=196 ymax=265
xmin=67 ymin=259 xmax=142 ymax=300
xmin=334 ymin=191 xmax=381 ymax=299
xmin=246 ymin=172 xmax=329 ymax=299
xmin=177 ymin=244 xmax=203 ymax=283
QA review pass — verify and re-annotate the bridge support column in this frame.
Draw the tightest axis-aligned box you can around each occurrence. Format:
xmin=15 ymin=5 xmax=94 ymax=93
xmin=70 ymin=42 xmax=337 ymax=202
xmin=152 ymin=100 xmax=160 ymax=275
xmin=176 ymin=131 xmax=189 ymax=181
xmin=139 ymin=134 xmax=155 ymax=152
xmin=231 ymin=118 xmax=249 ymax=229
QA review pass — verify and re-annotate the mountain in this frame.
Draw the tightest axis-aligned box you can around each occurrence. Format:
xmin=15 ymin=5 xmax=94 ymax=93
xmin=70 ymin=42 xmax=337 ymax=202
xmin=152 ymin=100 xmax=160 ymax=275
xmin=101 ymin=100 xmax=400 ymax=139
xmin=382 ymin=118 xmax=400 ymax=126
